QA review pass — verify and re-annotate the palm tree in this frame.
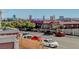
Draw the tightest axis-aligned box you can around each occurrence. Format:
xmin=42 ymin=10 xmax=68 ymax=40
xmin=13 ymin=14 xmax=16 ymax=20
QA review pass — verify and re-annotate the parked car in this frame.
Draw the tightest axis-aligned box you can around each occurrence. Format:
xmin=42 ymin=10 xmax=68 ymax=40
xmin=32 ymin=29 xmax=39 ymax=32
xmin=40 ymin=36 xmax=59 ymax=48
xmin=22 ymin=33 xmax=59 ymax=48
xmin=42 ymin=39 xmax=59 ymax=48
xmin=26 ymin=28 xmax=32 ymax=31
xmin=29 ymin=35 xmax=59 ymax=48
xmin=44 ymin=31 xmax=53 ymax=35
xmin=19 ymin=28 xmax=27 ymax=31
xmin=22 ymin=32 xmax=33 ymax=39
xmin=23 ymin=35 xmax=33 ymax=39
xmin=23 ymin=32 xmax=29 ymax=35
xmin=55 ymin=32 xmax=65 ymax=37
xmin=43 ymin=29 xmax=57 ymax=35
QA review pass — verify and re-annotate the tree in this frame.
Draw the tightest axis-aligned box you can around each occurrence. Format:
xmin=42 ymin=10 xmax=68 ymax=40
xmin=1 ymin=20 xmax=36 ymax=29
xmin=1 ymin=22 xmax=14 ymax=28
xmin=51 ymin=23 xmax=64 ymax=29
xmin=24 ymin=21 xmax=36 ymax=28
xmin=13 ymin=14 xmax=16 ymax=20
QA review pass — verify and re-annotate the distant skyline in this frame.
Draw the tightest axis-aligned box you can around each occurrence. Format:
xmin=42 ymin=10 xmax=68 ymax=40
xmin=1 ymin=9 xmax=79 ymax=19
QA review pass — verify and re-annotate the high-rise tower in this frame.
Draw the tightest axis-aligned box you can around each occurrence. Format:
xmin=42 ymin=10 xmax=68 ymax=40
xmin=50 ymin=15 xmax=55 ymax=20
xmin=59 ymin=16 xmax=64 ymax=20
xmin=43 ymin=16 xmax=45 ymax=20
xmin=29 ymin=15 xmax=32 ymax=20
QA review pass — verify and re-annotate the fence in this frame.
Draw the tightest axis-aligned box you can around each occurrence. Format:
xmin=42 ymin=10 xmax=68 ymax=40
xmin=62 ymin=28 xmax=79 ymax=36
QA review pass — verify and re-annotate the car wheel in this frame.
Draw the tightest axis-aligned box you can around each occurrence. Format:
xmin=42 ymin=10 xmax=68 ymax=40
xmin=49 ymin=44 xmax=57 ymax=48
xmin=53 ymin=45 xmax=58 ymax=48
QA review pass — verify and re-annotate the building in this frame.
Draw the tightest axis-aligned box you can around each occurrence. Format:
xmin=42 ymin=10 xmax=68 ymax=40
xmin=0 ymin=29 xmax=19 ymax=49
xmin=59 ymin=21 xmax=79 ymax=28
xmin=41 ymin=20 xmax=59 ymax=29
xmin=31 ymin=20 xmax=43 ymax=28
xmin=41 ymin=19 xmax=79 ymax=29
xmin=50 ymin=15 xmax=55 ymax=20
xmin=59 ymin=16 xmax=64 ymax=20
xmin=43 ymin=16 xmax=45 ymax=20
xmin=29 ymin=15 xmax=32 ymax=20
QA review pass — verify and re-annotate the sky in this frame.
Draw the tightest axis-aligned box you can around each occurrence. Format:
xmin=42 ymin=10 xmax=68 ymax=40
xmin=1 ymin=9 xmax=79 ymax=19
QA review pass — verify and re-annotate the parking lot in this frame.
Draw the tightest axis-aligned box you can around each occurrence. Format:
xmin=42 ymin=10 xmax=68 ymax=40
xmin=28 ymin=31 xmax=79 ymax=49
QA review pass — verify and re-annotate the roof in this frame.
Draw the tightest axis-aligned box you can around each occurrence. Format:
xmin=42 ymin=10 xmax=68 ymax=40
xmin=43 ymin=20 xmax=59 ymax=24
xmin=0 ymin=37 xmax=17 ymax=43
xmin=0 ymin=30 xmax=19 ymax=34
xmin=59 ymin=21 xmax=79 ymax=24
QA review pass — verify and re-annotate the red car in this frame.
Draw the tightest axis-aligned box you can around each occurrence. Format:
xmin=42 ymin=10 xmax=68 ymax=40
xmin=55 ymin=32 xmax=65 ymax=37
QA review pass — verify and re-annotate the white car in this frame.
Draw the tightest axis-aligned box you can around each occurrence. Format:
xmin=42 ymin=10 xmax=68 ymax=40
xmin=41 ymin=36 xmax=59 ymax=48
xmin=23 ymin=32 xmax=29 ymax=35
xmin=22 ymin=32 xmax=33 ymax=39
xmin=23 ymin=35 xmax=33 ymax=39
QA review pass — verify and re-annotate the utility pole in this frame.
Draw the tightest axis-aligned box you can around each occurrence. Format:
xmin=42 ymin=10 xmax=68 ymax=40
xmin=0 ymin=10 xmax=2 ymax=28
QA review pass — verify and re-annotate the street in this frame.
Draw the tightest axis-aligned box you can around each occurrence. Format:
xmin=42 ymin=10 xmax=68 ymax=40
xmin=28 ymin=31 xmax=79 ymax=49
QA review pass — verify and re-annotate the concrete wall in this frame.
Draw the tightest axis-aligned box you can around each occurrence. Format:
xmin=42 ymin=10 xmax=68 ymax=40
xmin=19 ymin=38 xmax=44 ymax=49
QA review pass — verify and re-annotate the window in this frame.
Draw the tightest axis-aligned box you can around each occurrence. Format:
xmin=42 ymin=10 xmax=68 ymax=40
xmin=27 ymin=36 xmax=32 ymax=39
xmin=23 ymin=33 xmax=29 ymax=35
xmin=44 ymin=40 xmax=48 ymax=42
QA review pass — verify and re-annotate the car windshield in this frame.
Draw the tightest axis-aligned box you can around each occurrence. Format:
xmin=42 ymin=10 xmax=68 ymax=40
xmin=24 ymin=35 xmax=32 ymax=39
xmin=26 ymin=36 xmax=32 ymax=39
xmin=44 ymin=40 xmax=49 ymax=42
xmin=48 ymin=40 xmax=54 ymax=43
xmin=23 ymin=33 xmax=29 ymax=35
xmin=44 ymin=40 xmax=54 ymax=43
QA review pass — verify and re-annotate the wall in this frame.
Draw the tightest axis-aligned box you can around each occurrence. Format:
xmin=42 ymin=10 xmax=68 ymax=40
xmin=0 ymin=42 xmax=14 ymax=49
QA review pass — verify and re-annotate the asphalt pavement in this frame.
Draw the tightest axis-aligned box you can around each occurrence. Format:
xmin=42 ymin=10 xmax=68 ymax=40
xmin=28 ymin=31 xmax=79 ymax=49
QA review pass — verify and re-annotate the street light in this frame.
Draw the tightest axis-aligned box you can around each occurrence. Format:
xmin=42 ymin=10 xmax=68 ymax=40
xmin=71 ymin=24 xmax=74 ymax=35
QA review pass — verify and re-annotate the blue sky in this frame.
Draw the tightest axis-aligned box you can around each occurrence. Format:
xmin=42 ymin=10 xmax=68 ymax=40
xmin=2 ymin=9 xmax=79 ymax=19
